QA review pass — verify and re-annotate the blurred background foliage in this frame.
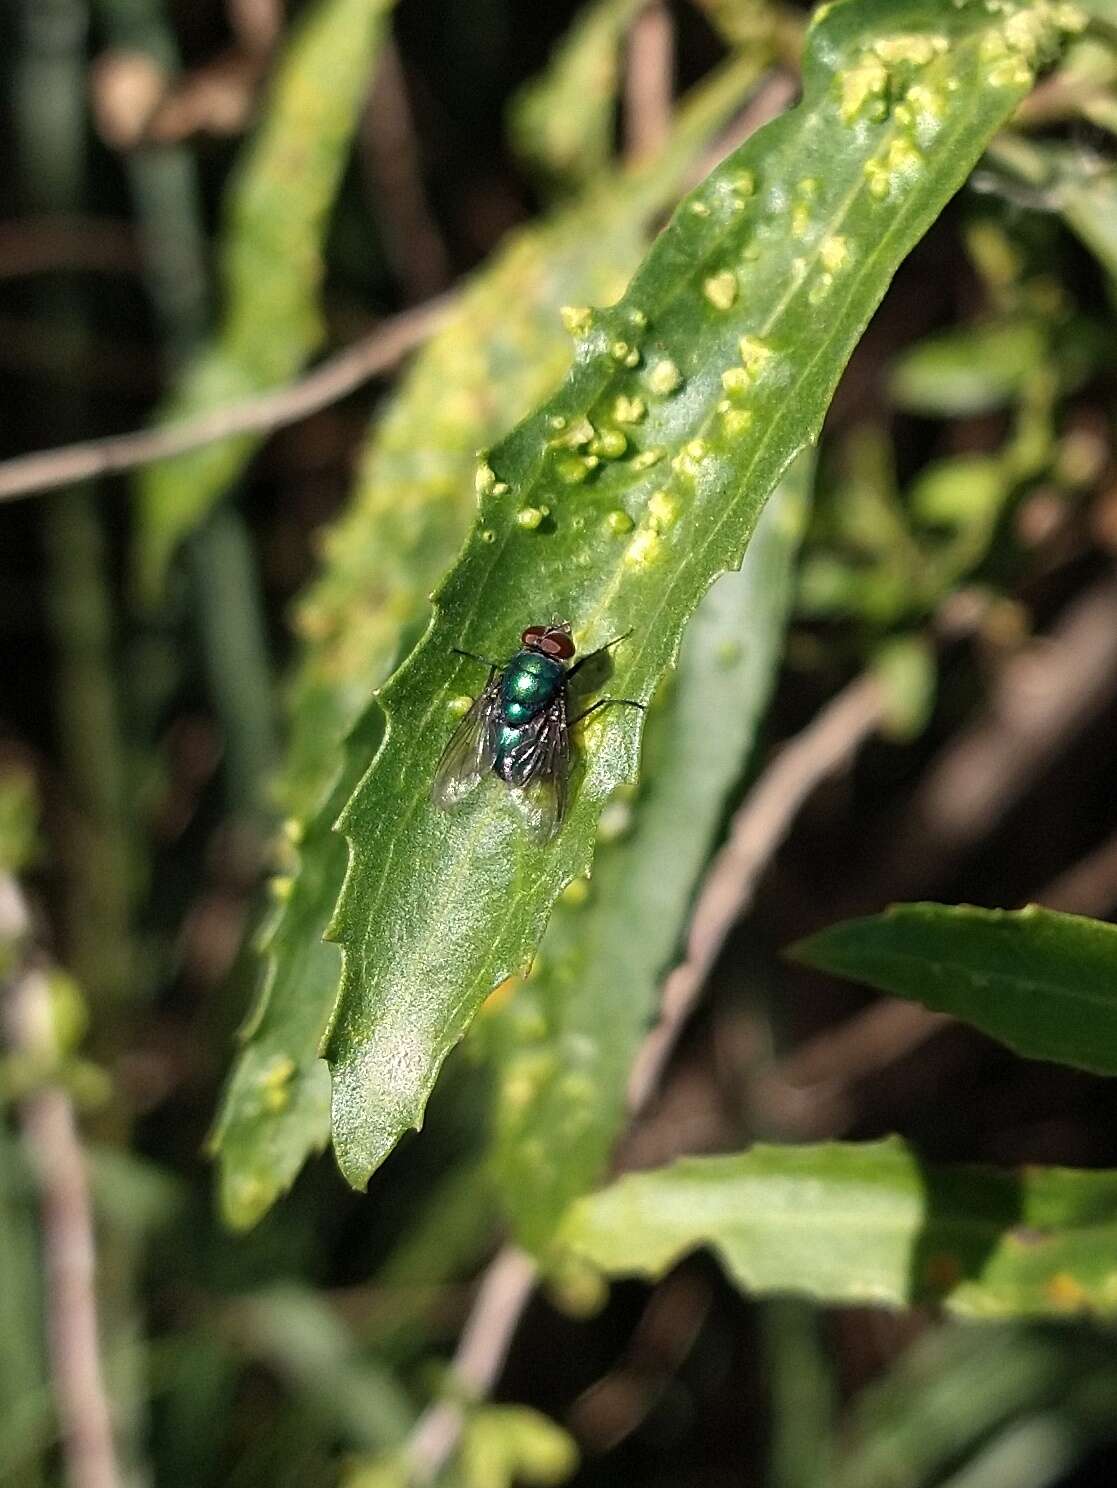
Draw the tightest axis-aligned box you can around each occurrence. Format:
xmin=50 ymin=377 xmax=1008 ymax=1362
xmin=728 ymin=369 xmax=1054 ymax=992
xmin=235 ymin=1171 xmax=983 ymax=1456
xmin=3 ymin=1 xmax=1117 ymax=1486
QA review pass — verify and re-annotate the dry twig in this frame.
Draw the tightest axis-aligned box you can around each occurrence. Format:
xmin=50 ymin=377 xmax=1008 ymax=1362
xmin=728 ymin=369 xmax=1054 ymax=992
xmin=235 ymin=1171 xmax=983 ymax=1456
xmin=407 ymin=1245 xmax=538 ymax=1485
xmin=1 ymin=877 xmax=119 ymax=1488
xmin=362 ymin=38 xmax=451 ymax=301
xmin=627 ymin=673 xmax=885 ymax=1117
xmin=0 ymin=293 xmax=452 ymax=504
xmin=625 ymin=2 xmax=674 ymax=162
xmin=866 ymin=574 xmax=1117 ymax=902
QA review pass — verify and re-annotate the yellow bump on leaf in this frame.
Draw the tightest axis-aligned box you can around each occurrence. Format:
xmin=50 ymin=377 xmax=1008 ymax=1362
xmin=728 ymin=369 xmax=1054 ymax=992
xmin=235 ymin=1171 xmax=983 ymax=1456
xmin=560 ymin=304 xmax=592 ymax=335
xmin=1045 ymin=1272 xmax=1090 ymax=1310
xmin=838 ymin=54 xmax=888 ymax=122
xmin=647 ymin=359 xmax=681 ymax=395
xmin=703 ymin=271 xmax=738 ymax=310
xmin=820 ymin=234 xmax=850 ymax=273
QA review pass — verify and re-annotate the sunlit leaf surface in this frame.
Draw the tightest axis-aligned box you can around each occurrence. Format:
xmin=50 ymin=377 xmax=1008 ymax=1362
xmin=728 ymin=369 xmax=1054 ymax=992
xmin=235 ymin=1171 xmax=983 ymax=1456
xmin=487 ymin=456 xmax=810 ymax=1255
xmin=560 ymin=1137 xmax=1117 ymax=1318
xmin=211 ymin=57 xmax=768 ymax=1227
xmin=325 ymin=0 xmax=1083 ymax=1191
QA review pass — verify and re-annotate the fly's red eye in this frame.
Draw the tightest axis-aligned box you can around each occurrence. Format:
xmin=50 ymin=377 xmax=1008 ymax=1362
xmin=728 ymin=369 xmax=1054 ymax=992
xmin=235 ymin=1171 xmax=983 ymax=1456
xmin=545 ymin=628 xmax=575 ymax=660
xmin=521 ymin=626 xmax=546 ymax=647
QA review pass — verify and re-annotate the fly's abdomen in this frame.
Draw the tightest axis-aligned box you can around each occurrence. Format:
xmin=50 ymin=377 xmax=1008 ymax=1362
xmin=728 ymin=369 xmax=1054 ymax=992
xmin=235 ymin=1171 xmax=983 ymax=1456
xmin=500 ymin=651 xmax=563 ymax=727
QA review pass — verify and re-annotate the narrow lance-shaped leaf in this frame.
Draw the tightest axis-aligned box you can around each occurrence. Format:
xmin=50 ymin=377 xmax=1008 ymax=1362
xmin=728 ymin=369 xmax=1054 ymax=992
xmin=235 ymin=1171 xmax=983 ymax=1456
xmin=325 ymin=0 xmax=1085 ymax=1190
xmin=791 ymin=902 xmax=1117 ymax=1076
xmin=280 ymin=50 xmax=766 ymax=820
xmin=134 ymin=0 xmax=395 ymax=601
xmin=558 ymin=1136 xmax=1117 ymax=1319
xmin=209 ymin=55 xmax=771 ymax=1228
xmin=487 ymin=454 xmax=811 ymax=1256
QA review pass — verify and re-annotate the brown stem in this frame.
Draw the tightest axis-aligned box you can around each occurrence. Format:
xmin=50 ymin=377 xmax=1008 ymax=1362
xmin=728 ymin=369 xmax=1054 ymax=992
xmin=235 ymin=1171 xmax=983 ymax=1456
xmin=627 ymin=673 xmax=885 ymax=1117
xmin=2 ymin=880 xmax=119 ymax=1488
xmin=0 ymin=292 xmax=453 ymax=503
xmin=407 ymin=1245 xmax=538 ymax=1485
xmin=625 ymin=3 xmax=674 ymax=163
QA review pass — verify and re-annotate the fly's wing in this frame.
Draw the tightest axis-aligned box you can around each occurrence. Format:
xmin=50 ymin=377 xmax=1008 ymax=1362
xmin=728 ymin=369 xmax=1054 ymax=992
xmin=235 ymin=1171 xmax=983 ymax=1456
xmin=505 ymin=695 xmax=570 ymax=843
xmin=431 ymin=677 xmax=501 ymax=810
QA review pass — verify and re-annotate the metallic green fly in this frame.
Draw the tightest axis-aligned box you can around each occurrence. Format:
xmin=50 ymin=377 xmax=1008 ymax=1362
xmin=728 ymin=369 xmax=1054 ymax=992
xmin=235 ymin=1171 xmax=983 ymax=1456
xmin=431 ymin=622 xmax=643 ymax=842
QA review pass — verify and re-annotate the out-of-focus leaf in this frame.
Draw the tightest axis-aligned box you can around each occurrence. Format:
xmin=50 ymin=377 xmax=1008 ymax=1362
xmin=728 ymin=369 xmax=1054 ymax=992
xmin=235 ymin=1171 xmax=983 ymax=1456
xmin=559 ymin=1136 xmax=1117 ymax=1318
xmin=0 ymin=767 xmax=36 ymax=985
xmin=871 ymin=634 xmax=936 ymax=740
xmin=211 ymin=54 xmax=773 ymax=1228
xmin=763 ymin=1298 xmax=835 ymax=1488
xmin=343 ymin=1456 xmax=410 ymax=1488
xmin=696 ymin=0 xmax=794 ymax=51
xmin=889 ymin=321 xmax=1047 ymax=416
xmin=230 ymin=1285 xmax=413 ymax=1449
xmin=487 ymin=455 xmax=810 ymax=1256
xmin=833 ymin=1322 xmax=1117 ymax=1488
xmin=134 ymin=0 xmax=395 ymax=601
xmin=88 ymin=1146 xmax=182 ymax=1237
xmin=509 ymin=0 xmax=644 ymax=191
xmin=909 ymin=453 xmax=1009 ymax=529
xmin=461 ymin=1405 xmax=579 ymax=1488
xmin=326 ymin=0 xmax=1079 ymax=1191
xmin=791 ymin=903 xmax=1117 ymax=1076
xmin=0 ymin=767 xmax=37 ymax=876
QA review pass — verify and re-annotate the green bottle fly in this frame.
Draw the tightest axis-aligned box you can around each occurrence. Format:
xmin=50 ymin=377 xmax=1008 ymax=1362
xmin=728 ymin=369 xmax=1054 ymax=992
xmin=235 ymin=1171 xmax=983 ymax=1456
xmin=431 ymin=621 xmax=643 ymax=841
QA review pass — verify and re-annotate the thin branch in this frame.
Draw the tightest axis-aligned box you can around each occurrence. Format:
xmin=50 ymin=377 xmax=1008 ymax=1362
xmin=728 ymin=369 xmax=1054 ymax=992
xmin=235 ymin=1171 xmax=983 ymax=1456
xmin=361 ymin=37 xmax=451 ymax=302
xmin=627 ymin=673 xmax=885 ymax=1117
xmin=684 ymin=67 xmax=798 ymax=193
xmin=2 ymin=877 xmax=119 ymax=1488
xmin=864 ymin=573 xmax=1117 ymax=903
xmin=0 ymin=292 xmax=453 ymax=504
xmin=407 ymin=1245 xmax=538 ymax=1485
xmin=1038 ymin=831 xmax=1117 ymax=917
xmin=0 ymin=215 xmax=142 ymax=279
xmin=625 ymin=2 xmax=674 ymax=163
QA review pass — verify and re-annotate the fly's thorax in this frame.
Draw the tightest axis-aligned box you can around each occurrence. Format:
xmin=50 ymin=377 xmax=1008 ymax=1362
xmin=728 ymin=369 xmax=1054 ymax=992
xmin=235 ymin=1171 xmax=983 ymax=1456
xmin=500 ymin=649 xmax=564 ymax=726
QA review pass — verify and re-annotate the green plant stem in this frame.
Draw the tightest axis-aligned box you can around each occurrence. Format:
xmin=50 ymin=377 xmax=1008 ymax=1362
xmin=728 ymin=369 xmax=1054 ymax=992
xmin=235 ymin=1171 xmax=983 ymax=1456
xmin=16 ymin=0 xmax=135 ymax=1031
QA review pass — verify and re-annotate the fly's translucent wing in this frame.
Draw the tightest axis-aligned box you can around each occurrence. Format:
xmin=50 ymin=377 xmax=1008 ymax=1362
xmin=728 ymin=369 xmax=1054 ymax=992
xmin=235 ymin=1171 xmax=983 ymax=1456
xmin=505 ymin=696 xmax=570 ymax=843
xmin=431 ymin=676 xmax=501 ymax=810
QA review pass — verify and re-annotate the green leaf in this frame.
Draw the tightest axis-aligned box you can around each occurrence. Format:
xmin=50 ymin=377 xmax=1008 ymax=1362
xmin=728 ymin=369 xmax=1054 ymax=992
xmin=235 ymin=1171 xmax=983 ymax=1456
xmin=508 ymin=0 xmax=644 ymax=192
xmin=461 ymin=1405 xmax=578 ymax=1488
xmin=791 ymin=903 xmax=1117 ymax=1076
xmin=558 ymin=1136 xmax=1117 ymax=1318
xmin=134 ymin=0 xmax=395 ymax=601
xmin=229 ymin=1285 xmax=413 ymax=1448
xmin=888 ymin=320 xmax=1047 ymax=416
xmin=325 ymin=0 xmax=1077 ymax=1191
xmin=870 ymin=634 xmax=936 ymax=740
xmin=488 ymin=454 xmax=810 ymax=1256
xmin=210 ymin=55 xmax=770 ymax=1228
xmin=0 ymin=765 xmax=37 ymax=877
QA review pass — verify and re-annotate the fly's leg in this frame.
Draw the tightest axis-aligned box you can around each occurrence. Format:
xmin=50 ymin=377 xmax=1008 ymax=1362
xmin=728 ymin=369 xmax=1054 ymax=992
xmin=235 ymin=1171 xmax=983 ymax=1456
xmin=453 ymin=647 xmax=503 ymax=671
xmin=569 ymin=697 xmax=645 ymax=727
